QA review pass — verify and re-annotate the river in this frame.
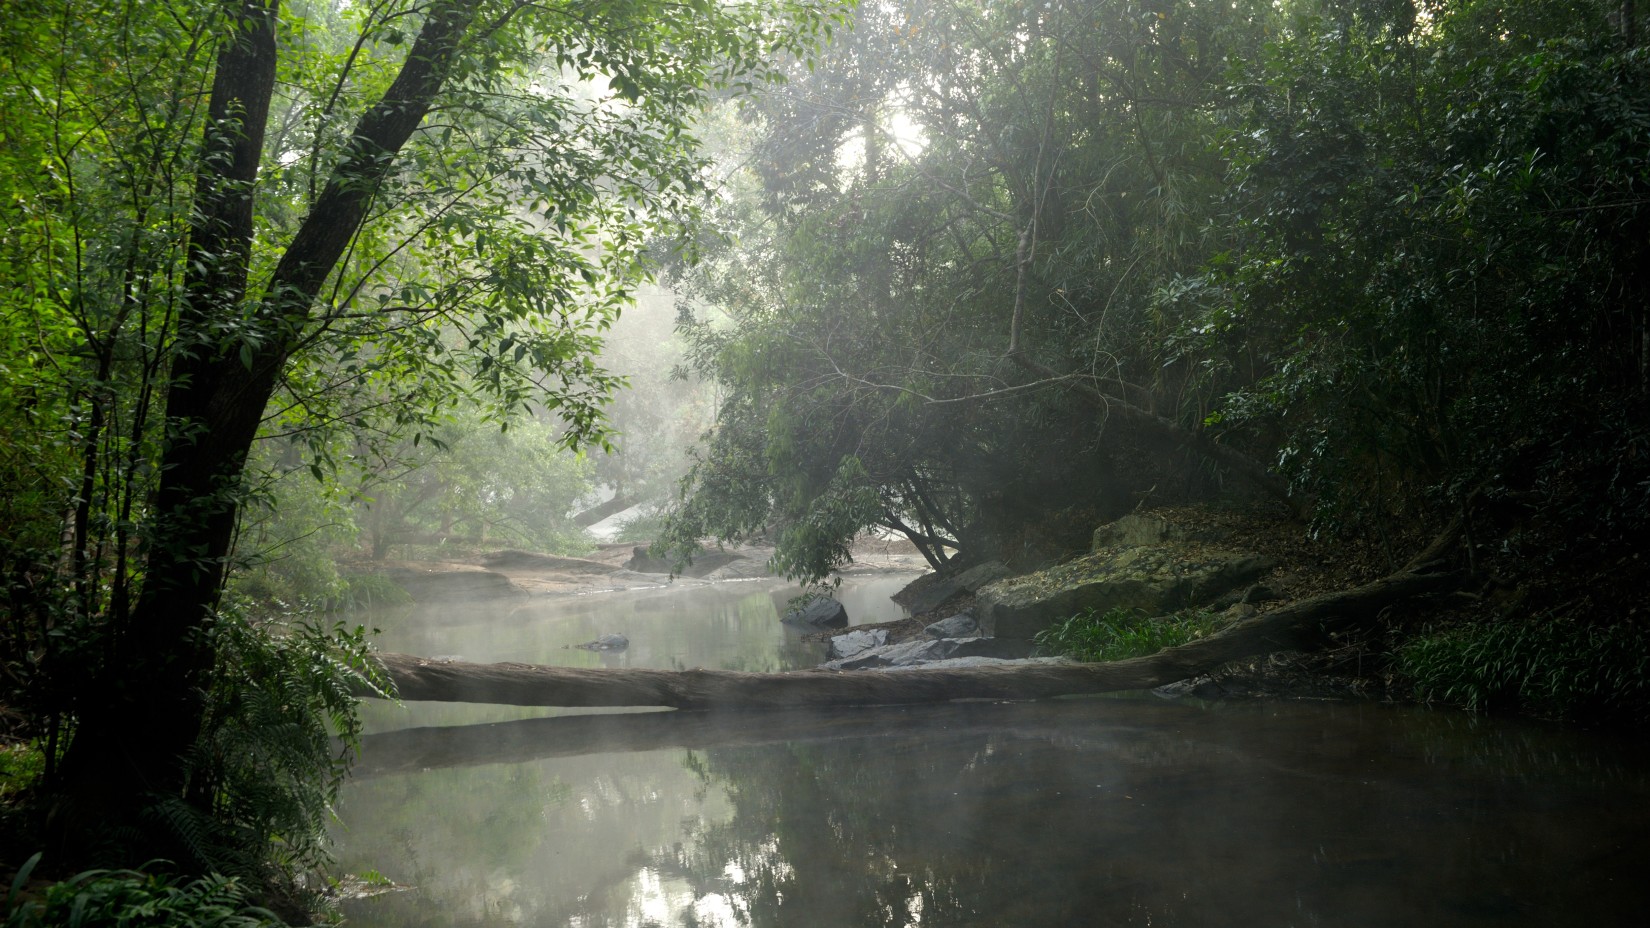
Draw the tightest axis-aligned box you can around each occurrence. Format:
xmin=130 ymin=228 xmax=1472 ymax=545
xmin=331 ymin=574 xmax=1650 ymax=927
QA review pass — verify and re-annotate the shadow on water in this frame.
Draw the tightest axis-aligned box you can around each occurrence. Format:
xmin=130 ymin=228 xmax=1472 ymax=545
xmin=333 ymin=579 xmax=1650 ymax=927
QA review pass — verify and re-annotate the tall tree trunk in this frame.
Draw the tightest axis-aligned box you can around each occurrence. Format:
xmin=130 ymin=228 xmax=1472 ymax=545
xmin=52 ymin=0 xmax=482 ymax=859
xmin=54 ymin=0 xmax=284 ymax=841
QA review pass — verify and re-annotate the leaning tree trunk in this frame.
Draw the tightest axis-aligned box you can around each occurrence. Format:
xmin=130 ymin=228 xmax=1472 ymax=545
xmin=372 ymin=566 xmax=1462 ymax=710
xmin=53 ymin=0 xmax=483 ymax=855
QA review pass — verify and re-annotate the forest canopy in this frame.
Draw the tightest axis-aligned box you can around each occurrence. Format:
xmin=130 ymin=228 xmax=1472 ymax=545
xmin=661 ymin=0 xmax=1649 ymax=587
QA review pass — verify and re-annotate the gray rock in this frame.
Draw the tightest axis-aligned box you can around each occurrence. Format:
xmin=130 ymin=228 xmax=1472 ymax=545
xmin=924 ymin=612 xmax=980 ymax=638
xmin=905 ymin=561 xmax=1012 ymax=615
xmin=875 ymin=655 xmax=1075 ymax=671
xmin=827 ymin=628 xmax=889 ymax=661
xmin=823 ymin=638 xmax=958 ymax=670
xmin=948 ymin=636 xmax=1036 ymax=660
xmin=781 ymin=598 xmax=849 ymax=628
xmin=574 ymin=633 xmax=629 ymax=651
xmin=378 ymin=566 xmax=523 ymax=602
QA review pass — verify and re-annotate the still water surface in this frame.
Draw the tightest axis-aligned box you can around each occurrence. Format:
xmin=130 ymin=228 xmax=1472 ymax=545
xmin=333 ymin=576 xmax=1650 ymax=927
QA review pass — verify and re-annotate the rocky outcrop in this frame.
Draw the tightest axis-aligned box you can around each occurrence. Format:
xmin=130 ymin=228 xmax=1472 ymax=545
xmin=902 ymin=561 xmax=1011 ymax=615
xmin=377 ymin=564 xmax=524 ymax=602
xmin=827 ymin=629 xmax=889 ymax=660
xmin=625 ymin=546 xmax=746 ymax=578
xmin=782 ymin=598 xmax=849 ymax=629
xmin=976 ymin=511 xmax=1276 ymax=640
xmin=924 ymin=612 xmax=980 ymax=639
xmin=822 ymin=635 xmax=1037 ymax=670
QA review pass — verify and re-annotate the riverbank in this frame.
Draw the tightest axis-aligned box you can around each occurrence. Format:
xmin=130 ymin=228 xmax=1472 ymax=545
xmin=868 ymin=503 xmax=1650 ymax=725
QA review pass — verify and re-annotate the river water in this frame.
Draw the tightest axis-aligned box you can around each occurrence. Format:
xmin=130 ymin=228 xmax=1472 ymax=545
xmin=332 ymin=575 xmax=1650 ymax=927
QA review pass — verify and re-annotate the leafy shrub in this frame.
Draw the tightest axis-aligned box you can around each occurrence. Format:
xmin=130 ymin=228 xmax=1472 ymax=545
xmin=1035 ymin=607 xmax=1226 ymax=663
xmin=3 ymin=854 xmax=286 ymax=927
xmin=612 ymin=506 xmax=668 ymax=544
xmin=163 ymin=610 xmax=393 ymax=883
xmin=1400 ymin=619 xmax=1650 ymax=723
xmin=0 ymin=743 xmax=43 ymax=801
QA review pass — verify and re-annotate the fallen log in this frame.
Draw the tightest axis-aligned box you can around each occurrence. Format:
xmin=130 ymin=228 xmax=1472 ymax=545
xmin=370 ymin=567 xmax=1462 ymax=709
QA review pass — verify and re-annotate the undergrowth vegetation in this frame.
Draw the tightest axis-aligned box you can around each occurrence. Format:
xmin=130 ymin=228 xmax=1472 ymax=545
xmin=1399 ymin=619 xmax=1650 ymax=724
xmin=3 ymin=854 xmax=284 ymax=928
xmin=1035 ymin=608 xmax=1227 ymax=663
xmin=170 ymin=609 xmax=394 ymax=883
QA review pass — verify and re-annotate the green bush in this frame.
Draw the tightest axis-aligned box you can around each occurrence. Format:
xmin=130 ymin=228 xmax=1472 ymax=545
xmin=1399 ymin=619 xmax=1650 ymax=723
xmin=3 ymin=854 xmax=286 ymax=928
xmin=160 ymin=609 xmax=393 ymax=884
xmin=1035 ymin=607 xmax=1226 ymax=663
xmin=612 ymin=506 xmax=668 ymax=544
xmin=0 ymin=744 xmax=44 ymax=802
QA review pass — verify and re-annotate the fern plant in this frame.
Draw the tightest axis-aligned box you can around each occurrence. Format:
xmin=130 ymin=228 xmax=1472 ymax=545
xmin=171 ymin=607 xmax=394 ymax=884
xmin=4 ymin=853 xmax=287 ymax=928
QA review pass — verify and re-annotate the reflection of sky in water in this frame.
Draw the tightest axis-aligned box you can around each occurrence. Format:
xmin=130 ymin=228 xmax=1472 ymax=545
xmin=334 ymin=579 xmax=1650 ymax=927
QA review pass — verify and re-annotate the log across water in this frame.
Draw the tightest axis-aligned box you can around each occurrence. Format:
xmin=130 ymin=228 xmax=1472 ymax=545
xmin=370 ymin=568 xmax=1461 ymax=710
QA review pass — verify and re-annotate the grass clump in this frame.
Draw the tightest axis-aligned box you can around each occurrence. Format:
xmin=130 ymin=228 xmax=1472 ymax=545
xmin=1036 ymin=607 xmax=1226 ymax=662
xmin=1399 ymin=618 xmax=1650 ymax=723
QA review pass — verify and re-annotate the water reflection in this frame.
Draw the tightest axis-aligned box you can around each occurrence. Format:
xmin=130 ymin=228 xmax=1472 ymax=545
xmin=334 ymin=580 xmax=1650 ymax=927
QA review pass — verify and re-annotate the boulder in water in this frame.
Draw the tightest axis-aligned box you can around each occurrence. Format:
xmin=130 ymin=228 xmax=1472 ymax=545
xmin=574 ymin=634 xmax=629 ymax=651
xmin=781 ymin=598 xmax=849 ymax=628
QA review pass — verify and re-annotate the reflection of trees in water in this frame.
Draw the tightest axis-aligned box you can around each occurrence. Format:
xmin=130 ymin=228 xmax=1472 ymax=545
xmin=652 ymin=702 xmax=1650 ymax=928
xmin=663 ymin=728 xmax=1136 ymax=927
xmin=662 ymin=748 xmax=933 ymax=926
xmin=336 ymin=699 xmax=1650 ymax=927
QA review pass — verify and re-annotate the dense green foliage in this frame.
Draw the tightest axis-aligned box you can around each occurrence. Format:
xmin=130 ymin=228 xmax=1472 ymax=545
xmin=0 ymin=0 xmax=844 ymax=907
xmin=1401 ymin=619 xmax=1650 ymax=723
xmin=665 ymin=0 xmax=1650 ymax=594
xmin=1035 ymin=607 xmax=1227 ymax=663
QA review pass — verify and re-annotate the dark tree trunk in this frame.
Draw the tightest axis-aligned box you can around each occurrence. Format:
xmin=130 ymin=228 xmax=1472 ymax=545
xmin=54 ymin=0 xmax=284 ymax=837
xmin=52 ymin=0 xmax=482 ymax=858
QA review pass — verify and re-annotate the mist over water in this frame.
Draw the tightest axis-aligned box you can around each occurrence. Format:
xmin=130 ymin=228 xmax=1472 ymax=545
xmin=333 ymin=582 xmax=1650 ymax=927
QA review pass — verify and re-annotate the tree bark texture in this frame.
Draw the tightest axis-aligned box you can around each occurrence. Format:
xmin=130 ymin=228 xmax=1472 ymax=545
xmin=57 ymin=0 xmax=285 ymax=817
xmin=372 ymin=567 xmax=1461 ymax=710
